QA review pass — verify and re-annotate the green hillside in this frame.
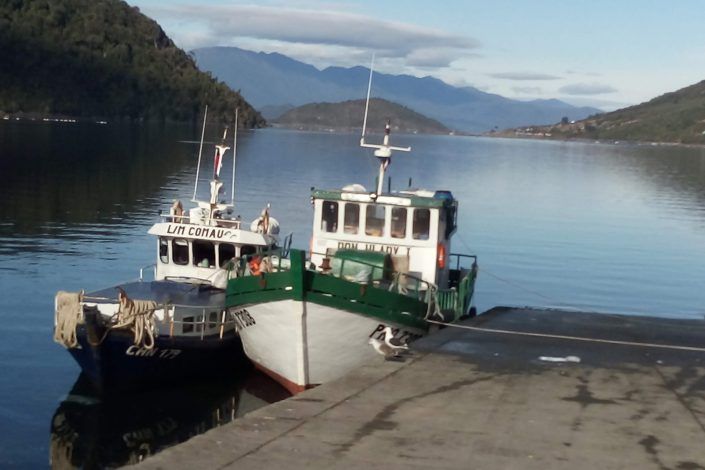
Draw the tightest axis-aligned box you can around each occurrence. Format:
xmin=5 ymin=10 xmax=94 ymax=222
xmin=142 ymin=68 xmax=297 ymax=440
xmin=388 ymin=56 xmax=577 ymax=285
xmin=274 ymin=98 xmax=450 ymax=134
xmin=531 ymin=80 xmax=705 ymax=144
xmin=0 ymin=0 xmax=264 ymax=126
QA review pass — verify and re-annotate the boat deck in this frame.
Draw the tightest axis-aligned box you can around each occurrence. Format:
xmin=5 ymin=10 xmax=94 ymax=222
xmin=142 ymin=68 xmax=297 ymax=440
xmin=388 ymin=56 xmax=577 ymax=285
xmin=88 ymin=280 xmax=226 ymax=308
xmin=131 ymin=307 xmax=705 ymax=469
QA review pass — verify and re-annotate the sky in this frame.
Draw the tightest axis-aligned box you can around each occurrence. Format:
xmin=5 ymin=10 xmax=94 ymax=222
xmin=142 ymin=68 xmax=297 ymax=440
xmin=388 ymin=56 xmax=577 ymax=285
xmin=128 ymin=0 xmax=705 ymax=111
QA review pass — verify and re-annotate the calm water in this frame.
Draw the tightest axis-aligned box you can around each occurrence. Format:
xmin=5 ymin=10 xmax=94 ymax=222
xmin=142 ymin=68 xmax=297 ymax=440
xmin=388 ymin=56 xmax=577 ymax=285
xmin=2 ymin=121 xmax=705 ymax=467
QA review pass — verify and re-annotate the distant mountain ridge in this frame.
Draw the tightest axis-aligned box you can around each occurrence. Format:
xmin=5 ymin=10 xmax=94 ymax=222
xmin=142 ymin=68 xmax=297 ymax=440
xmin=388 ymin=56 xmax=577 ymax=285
xmin=274 ymin=98 xmax=450 ymax=134
xmin=192 ymin=46 xmax=600 ymax=132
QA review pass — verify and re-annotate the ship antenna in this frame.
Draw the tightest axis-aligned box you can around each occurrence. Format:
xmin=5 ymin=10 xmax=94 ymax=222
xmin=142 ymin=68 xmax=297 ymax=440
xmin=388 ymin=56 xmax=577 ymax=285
xmin=358 ymin=55 xmax=411 ymax=196
xmin=231 ymin=107 xmax=238 ymax=206
xmin=193 ymin=105 xmax=208 ymax=201
xmin=360 ymin=53 xmax=375 ymax=144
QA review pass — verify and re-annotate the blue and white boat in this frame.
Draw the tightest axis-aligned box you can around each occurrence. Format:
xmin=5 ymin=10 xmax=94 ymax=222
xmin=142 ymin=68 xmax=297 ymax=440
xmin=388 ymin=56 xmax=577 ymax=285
xmin=53 ymin=110 xmax=290 ymax=390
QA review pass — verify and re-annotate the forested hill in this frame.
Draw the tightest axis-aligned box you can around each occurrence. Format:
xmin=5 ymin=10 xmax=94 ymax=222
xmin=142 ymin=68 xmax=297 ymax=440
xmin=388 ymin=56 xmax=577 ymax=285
xmin=0 ymin=0 xmax=264 ymax=126
xmin=511 ymin=80 xmax=705 ymax=144
xmin=274 ymin=98 xmax=450 ymax=134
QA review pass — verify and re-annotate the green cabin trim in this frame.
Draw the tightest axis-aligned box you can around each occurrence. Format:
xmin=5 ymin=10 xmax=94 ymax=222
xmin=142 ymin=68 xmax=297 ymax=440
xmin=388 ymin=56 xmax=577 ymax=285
xmin=311 ymin=189 xmax=456 ymax=209
xmin=225 ymin=249 xmax=477 ymax=331
xmin=226 ymin=250 xmax=431 ymax=331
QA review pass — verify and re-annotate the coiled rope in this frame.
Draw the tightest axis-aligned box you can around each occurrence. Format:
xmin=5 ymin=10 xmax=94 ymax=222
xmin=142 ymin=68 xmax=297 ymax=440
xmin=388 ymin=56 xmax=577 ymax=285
xmin=53 ymin=289 xmax=157 ymax=350
xmin=54 ymin=291 xmax=84 ymax=348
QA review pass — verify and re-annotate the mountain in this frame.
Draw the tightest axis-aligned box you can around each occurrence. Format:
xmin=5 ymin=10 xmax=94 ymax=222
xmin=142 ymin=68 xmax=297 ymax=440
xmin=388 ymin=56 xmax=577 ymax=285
xmin=566 ymin=81 xmax=705 ymax=144
xmin=0 ymin=0 xmax=263 ymax=126
xmin=192 ymin=46 xmax=600 ymax=133
xmin=502 ymin=80 xmax=705 ymax=145
xmin=274 ymin=98 xmax=450 ymax=134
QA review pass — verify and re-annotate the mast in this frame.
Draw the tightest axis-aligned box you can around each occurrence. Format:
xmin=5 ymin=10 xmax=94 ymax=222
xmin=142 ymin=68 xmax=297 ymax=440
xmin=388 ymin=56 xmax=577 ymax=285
xmin=231 ymin=108 xmax=238 ymax=206
xmin=359 ymin=57 xmax=410 ymax=196
xmin=193 ymin=105 xmax=208 ymax=201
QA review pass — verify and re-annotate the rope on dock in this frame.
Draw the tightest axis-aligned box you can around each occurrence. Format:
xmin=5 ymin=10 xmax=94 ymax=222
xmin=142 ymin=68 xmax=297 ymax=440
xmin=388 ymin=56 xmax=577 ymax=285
xmin=427 ymin=319 xmax=705 ymax=353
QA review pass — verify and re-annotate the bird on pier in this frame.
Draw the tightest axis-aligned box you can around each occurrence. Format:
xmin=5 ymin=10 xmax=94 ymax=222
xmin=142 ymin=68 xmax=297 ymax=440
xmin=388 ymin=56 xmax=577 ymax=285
xmin=368 ymin=327 xmax=410 ymax=360
xmin=382 ymin=326 xmax=409 ymax=351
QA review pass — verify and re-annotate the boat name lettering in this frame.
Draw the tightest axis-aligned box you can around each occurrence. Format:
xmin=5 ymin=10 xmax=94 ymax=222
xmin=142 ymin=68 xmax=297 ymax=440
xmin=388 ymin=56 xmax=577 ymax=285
xmin=125 ymin=345 xmax=182 ymax=359
xmin=166 ymin=224 xmax=232 ymax=239
xmin=369 ymin=324 xmax=422 ymax=344
xmin=231 ymin=308 xmax=256 ymax=330
xmin=337 ymin=242 xmax=406 ymax=255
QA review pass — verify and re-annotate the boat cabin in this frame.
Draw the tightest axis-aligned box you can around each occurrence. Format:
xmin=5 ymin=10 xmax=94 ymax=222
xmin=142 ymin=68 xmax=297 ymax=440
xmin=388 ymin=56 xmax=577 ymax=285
xmin=310 ymin=186 xmax=458 ymax=287
xmin=147 ymin=204 xmax=280 ymax=288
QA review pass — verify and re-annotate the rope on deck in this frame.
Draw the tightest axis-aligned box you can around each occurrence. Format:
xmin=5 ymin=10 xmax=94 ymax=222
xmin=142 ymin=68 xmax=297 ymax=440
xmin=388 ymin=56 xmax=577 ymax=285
xmin=426 ymin=319 xmax=705 ymax=353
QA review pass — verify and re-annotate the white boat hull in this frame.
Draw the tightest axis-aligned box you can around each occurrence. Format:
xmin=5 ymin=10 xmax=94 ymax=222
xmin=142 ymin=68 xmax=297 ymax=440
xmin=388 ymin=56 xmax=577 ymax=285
xmin=233 ymin=299 xmax=426 ymax=394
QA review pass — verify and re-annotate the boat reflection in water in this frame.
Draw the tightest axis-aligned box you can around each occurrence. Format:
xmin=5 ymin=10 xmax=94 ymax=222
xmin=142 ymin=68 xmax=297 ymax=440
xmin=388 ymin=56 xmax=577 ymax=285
xmin=49 ymin=370 xmax=290 ymax=469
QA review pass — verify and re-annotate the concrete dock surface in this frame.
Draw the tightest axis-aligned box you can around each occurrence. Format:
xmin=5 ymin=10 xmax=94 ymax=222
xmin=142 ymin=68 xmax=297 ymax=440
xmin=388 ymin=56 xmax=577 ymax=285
xmin=133 ymin=307 xmax=705 ymax=469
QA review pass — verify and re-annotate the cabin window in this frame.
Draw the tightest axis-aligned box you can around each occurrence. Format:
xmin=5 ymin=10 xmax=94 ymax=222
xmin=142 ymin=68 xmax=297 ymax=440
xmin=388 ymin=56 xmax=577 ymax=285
xmin=159 ymin=238 xmax=169 ymax=263
xmin=365 ymin=205 xmax=386 ymax=237
xmin=172 ymin=239 xmax=189 ymax=265
xmin=193 ymin=240 xmax=216 ymax=268
xmin=413 ymin=209 xmax=431 ymax=240
xmin=219 ymin=243 xmax=236 ymax=268
xmin=182 ymin=316 xmax=194 ymax=333
xmin=240 ymin=245 xmax=257 ymax=258
xmin=344 ymin=203 xmax=360 ymax=234
xmin=208 ymin=311 xmax=219 ymax=329
xmin=391 ymin=208 xmax=407 ymax=239
xmin=321 ymin=201 xmax=339 ymax=232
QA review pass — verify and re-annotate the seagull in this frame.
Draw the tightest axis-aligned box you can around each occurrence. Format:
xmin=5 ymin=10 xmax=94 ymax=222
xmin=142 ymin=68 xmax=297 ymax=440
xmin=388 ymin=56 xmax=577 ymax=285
xmin=383 ymin=326 xmax=409 ymax=351
xmin=368 ymin=337 xmax=403 ymax=360
xmin=368 ymin=326 xmax=410 ymax=360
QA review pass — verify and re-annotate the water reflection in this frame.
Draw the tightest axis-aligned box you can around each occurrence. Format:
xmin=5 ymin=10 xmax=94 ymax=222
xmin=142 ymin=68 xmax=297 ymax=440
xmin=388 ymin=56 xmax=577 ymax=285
xmin=49 ymin=372 xmax=289 ymax=469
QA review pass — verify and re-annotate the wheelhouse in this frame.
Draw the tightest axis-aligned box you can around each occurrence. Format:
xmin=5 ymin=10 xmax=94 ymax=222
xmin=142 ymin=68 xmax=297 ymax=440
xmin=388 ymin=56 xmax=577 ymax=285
xmin=310 ymin=187 xmax=458 ymax=286
xmin=147 ymin=217 xmax=278 ymax=287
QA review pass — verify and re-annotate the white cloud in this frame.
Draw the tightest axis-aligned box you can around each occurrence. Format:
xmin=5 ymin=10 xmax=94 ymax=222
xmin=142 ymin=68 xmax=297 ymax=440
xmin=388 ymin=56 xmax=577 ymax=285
xmin=559 ymin=82 xmax=617 ymax=95
xmin=490 ymin=72 xmax=561 ymax=81
xmin=148 ymin=3 xmax=480 ymax=70
xmin=512 ymin=86 xmax=543 ymax=95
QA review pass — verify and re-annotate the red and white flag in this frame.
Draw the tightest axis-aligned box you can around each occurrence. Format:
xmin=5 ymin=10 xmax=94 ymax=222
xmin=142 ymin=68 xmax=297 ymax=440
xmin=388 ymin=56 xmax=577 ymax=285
xmin=213 ymin=147 xmax=223 ymax=178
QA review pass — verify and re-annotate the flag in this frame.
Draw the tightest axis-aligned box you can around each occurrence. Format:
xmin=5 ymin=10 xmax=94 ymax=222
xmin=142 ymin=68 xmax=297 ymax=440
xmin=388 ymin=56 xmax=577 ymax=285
xmin=213 ymin=147 xmax=222 ymax=178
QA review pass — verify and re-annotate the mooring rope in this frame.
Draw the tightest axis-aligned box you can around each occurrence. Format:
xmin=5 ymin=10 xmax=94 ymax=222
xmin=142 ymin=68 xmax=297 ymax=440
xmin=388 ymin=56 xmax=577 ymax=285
xmin=426 ymin=318 xmax=705 ymax=353
xmin=53 ymin=291 xmax=84 ymax=348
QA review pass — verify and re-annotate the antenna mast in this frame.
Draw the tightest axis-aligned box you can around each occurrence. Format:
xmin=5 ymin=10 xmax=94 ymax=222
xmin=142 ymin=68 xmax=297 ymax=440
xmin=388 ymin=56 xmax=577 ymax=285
xmin=359 ymin=55 xmax=410 ymax=196
xmin=193 ymin=105 xmax=208 ymax=201
xmin=361 ymin=53 xmax=375 ymax=143
xmin=231 ymin=108 xmax=238 ymax=206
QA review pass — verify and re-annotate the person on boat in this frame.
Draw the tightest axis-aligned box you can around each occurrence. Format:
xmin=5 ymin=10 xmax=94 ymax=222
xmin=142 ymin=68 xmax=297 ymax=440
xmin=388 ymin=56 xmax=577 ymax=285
xmin=248 ymin=255 xmax=262 ymax=275
xmin=170 ymin=200 xmax=184 ymax=223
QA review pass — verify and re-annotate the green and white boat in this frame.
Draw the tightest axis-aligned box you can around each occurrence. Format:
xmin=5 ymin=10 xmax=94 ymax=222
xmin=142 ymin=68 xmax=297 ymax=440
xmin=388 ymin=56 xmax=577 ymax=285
xmin=225 ymin=109 xmax=478 ymax=393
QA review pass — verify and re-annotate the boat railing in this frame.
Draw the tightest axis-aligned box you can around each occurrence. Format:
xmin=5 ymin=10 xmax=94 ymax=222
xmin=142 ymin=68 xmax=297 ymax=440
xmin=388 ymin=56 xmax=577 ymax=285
xmin=80 ymin=297 xmax=243 ymax=340
xmin=436 ymin=253 xmax=479 ymax=321
xmin=163 ymin=304 xmax=243 ymax=340
xmin=309 ymin=250 xmax=435 ymax=303
xmin=158 ymin=213 xmax=242 ymax=229
xmin=139 ymin=264 xmax=156 ymax=281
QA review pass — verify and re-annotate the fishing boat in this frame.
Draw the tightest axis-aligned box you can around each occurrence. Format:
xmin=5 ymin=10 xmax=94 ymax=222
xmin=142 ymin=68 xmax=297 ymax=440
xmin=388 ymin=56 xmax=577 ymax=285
xmin=53 ymin=109 xmax=290 ymax=390
xmin=225 ymin=71 xmax=478 ymax=394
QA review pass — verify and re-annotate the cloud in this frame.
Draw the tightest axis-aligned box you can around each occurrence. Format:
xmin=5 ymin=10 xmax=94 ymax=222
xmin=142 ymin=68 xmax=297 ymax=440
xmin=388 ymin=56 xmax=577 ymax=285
xmin=512 ymin=86 xmax=543 ymax=95
xmin=148 ymin=3 xmax=480 ymax=69
xmin=490 ymin=72 xmax=561 ymax=81
xmin=559 ymin=82 xmax=617 ymax=95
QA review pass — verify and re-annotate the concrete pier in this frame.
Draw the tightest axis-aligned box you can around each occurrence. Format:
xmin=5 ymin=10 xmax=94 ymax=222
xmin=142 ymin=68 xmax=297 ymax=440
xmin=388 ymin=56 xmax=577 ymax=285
xmin=133 ymin=307 xmax=705 ymax=469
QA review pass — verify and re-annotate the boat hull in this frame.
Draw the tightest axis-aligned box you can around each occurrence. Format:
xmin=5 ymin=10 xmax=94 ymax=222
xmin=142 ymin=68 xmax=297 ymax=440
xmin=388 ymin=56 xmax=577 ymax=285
xmin=236 ymin=299 xmax=426 ymax=394
xmin=69 ymin=324 xmax=248 ymax=391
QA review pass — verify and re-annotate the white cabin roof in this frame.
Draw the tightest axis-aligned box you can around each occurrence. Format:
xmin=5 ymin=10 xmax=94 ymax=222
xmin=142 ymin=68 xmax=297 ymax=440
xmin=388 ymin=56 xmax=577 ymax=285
xmin=148 ymin=222 xmax=272 ymax=246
